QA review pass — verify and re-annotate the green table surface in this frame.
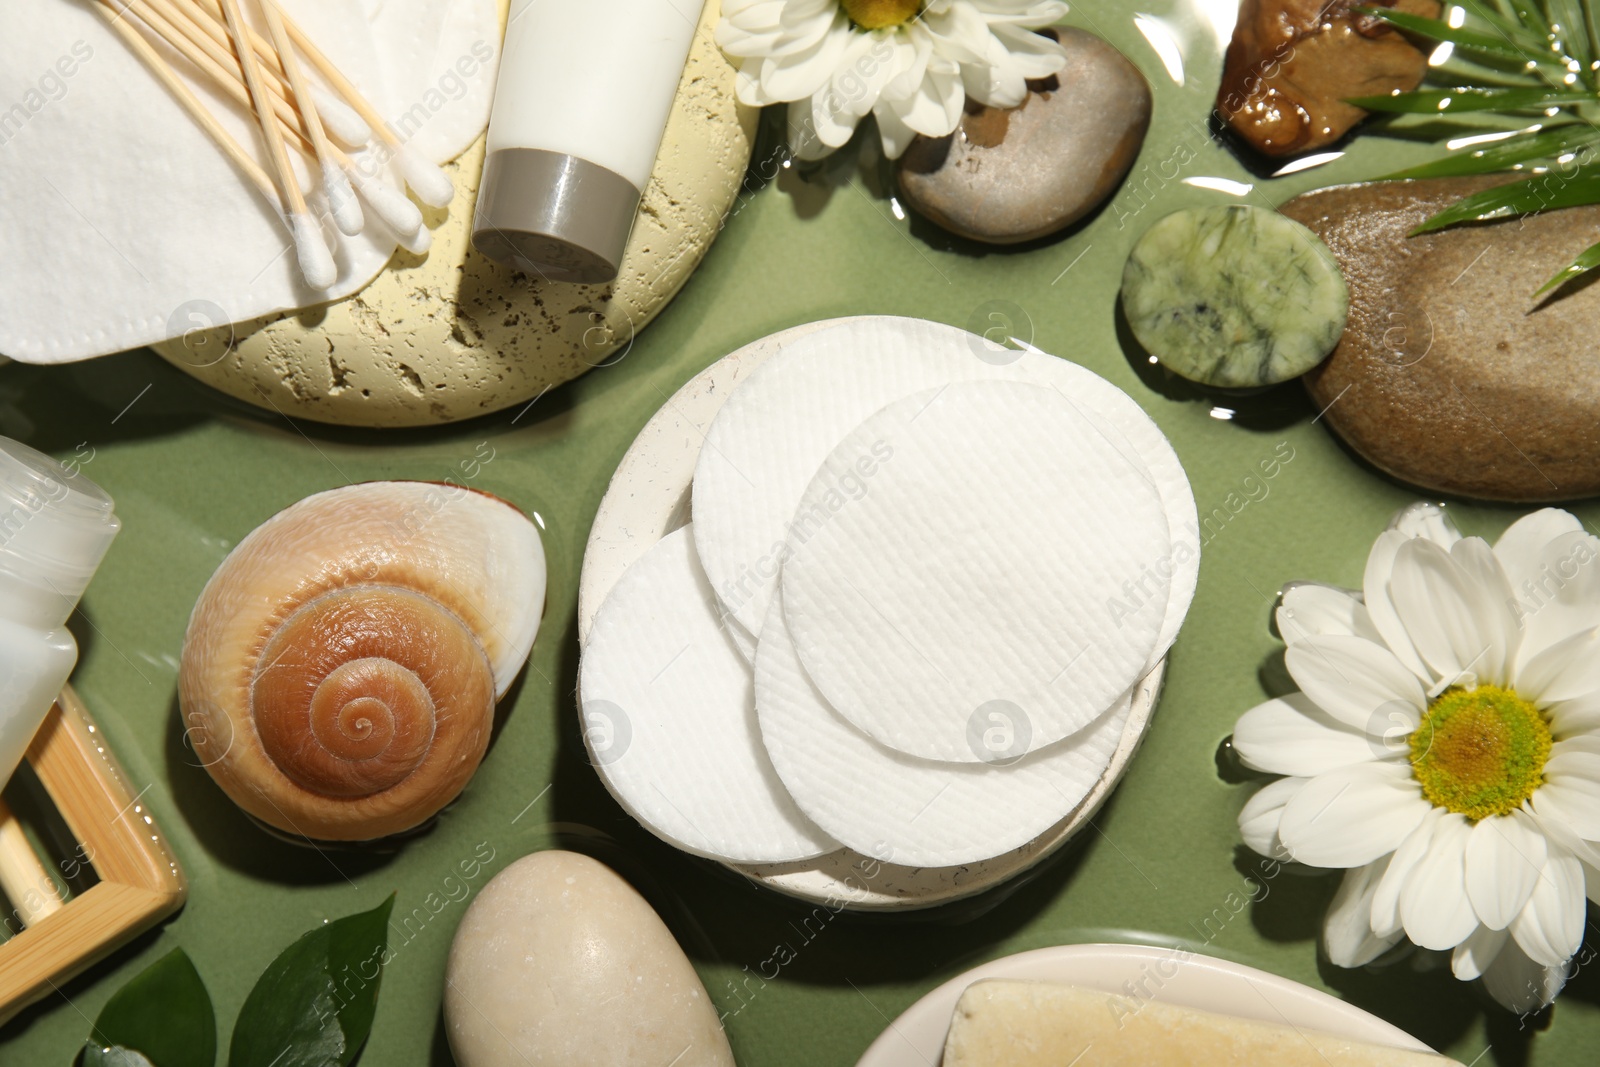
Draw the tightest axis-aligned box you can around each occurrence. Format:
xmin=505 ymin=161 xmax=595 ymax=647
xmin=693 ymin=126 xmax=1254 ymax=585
xmin=5 ymin=2 xmax=1598 ymax=1064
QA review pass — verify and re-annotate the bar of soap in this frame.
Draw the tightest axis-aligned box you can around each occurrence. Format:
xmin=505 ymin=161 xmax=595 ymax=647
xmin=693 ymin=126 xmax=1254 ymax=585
xmin=1121 ymin=205 xmax=1348 ymax=389
xmin=944 ymin=980 xmax=1460 ymax=1066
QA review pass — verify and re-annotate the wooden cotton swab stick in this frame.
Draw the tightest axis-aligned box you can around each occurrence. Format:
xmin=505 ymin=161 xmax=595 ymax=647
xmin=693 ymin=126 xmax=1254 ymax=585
xmin=116 ymin=1 xmax=423 ymax=241
xmin=255 ymin=0 xmax=362 ymax=235
xmin=216 ymin=0 xmax=335 ymax=289
xmin=162 ymin=0 xmax=371 ymax=146
xmin=92 ymin=0 xmax=277 ymax=205
xmin=195 ymin=0 xmax=455 ymax=208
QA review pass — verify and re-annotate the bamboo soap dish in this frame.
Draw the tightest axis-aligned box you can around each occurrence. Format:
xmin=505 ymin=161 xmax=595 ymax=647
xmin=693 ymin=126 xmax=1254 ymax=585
xmin=0 ymin=685 xmax=186 ymax=1024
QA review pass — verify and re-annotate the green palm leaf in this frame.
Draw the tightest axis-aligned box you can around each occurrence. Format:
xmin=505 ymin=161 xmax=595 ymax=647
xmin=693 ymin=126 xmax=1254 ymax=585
xmin=1353 ymin=0 xmax=1600 ymax=294
xmin=1411 ymin=163 xmax=1600 ymax=231
xmin=1350 ymin=86 xmax=1597 ymax=111
xmin=1538 ymin=235 xmax=1600 ymax=292
xmin=1384 ymin=122 xmax=1600 ymax=177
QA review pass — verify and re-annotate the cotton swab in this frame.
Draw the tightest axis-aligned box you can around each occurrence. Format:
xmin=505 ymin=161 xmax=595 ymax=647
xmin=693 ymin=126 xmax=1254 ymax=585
xmin=93 ymin=0 xmax=277 ymax=205
xmin=217 ymin=0 xmax=335 ymax=289
xmin=310 ymin=85 xmax=371 ymax=146
xmin=119 ymin=2 xmax=415 ymax=243
xmin=158 ymin=0 xmax=373 ymax=148
xmin=251 ymin=0 xmax=456 ymax=208
xmin=256 ymin=0 xmax=362 ymax=236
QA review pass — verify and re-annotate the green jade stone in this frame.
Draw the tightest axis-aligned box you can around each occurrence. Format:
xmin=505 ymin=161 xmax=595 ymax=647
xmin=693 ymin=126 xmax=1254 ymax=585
xmin=1120 ymin=205 xmax=1349 ymax=389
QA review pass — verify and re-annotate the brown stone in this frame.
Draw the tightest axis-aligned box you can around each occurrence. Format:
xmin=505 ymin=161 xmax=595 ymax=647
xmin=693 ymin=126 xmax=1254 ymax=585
xmin=895 ymin=28 xmax=1151 ymax=244
xmin=1281 ymin=177 xmax=1600 ymax=503
xmin=1218 ymin=0 xmax=1440 ymax=158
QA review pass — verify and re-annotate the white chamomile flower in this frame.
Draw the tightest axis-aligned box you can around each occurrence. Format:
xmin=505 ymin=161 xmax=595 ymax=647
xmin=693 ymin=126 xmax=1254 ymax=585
xmin=1234 ymin=502 xmax=1600 ymax=1013
xmin=716 ymin=0 xmax=1069 ymax=159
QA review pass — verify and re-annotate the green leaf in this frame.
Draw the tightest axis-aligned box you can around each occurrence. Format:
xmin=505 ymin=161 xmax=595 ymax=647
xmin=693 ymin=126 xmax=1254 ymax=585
xmin=1354 ymin=6 xmax=1544 ymax=63
xmin=1349 ymin=85 xmax=1598 ymax=111
xmin=1548 ymin=0 xmax=1596 ymax=78
xmin=1537 ymin=234 xmax=1600 ymax=291
xmin=227 ymin=895 xmax=395 ymax=1067
xmin=1412 ymin=163 xmax=1600 ymax=231
xmin=1385 ymin=122 xmax=1600 ymax=176
xmin=84 ymin=949 xmax=215 ymax=1067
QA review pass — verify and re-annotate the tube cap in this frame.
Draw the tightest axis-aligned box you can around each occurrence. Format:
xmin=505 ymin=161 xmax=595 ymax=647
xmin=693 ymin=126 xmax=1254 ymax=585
xmin=473 ymin=149 xmax=641 ymax=285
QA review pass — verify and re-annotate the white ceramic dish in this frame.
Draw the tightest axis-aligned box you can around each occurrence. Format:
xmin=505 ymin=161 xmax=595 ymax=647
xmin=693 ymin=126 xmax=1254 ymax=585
xmin=577 ymin=319 xmax=1164 ymax=910
xmin=856 ymin=942 xmax=1437 ymax=1066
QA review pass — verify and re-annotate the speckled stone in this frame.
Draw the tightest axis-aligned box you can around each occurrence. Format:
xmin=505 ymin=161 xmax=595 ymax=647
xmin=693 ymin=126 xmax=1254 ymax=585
xmin=1120 ymin=205 xmax=1348 ymax=389
xmin=1282 ymin=177 xmax=1600 ymax=502
xmin=895 ymin=28 xmax=1151 ymax=244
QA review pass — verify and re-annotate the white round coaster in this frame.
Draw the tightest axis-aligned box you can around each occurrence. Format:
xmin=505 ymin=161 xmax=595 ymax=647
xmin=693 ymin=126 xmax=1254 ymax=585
xmin=578 ymin=525 xmax=836 ymax=864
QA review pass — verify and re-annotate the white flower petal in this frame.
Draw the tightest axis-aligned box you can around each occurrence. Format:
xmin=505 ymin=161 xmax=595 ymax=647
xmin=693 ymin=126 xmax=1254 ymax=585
xmin=1508 ymin=530 xmax=1600 ymax=673
xmin=1276 ymin=583 xmax=1383 ymax=645
xmin=1464 ymin=810 xmax=1547 ymax=930
xmin=1233 ymin=692 xmax=1391 ymax=777
xmin=1508 ymin=846 xmax=1586 ymax=967
xmin=1278 ymin=762 xmax=1430 ymax=869
xmin=1284 ymin=635 xmax=1427 ymax=732
xmin=1400 ymin=811 xmax=1479 ymax=950
xmin=1372 ymin=807 xmax=1443 ymax=937
xmin=1391 ymin=537 xmax=1516 ymax=688
xmin=989 ymin=20 xmax=1071 ymax=76
xmin=1494 ymin=508 xmax=1584 ymax=589
xmin=1452 ymin=924 xmax=1510 ymax=981
xmin=1518 ymin=626 xmax=1600 ymax=707
xmin=872 ymin=103 xmax=917 ymax=159
xmin=760 ymin=22 xmax=854 ymax=101
xmin=1546 ymin=691 xmax=1600 ymax=738
xmin=1389 ymin=501 xmax=1463 ymax=547
xmin=1325 ymin=858 xmax=1403 ymax=967
xmin=1533 ymin=772 xmax=1600 ymax=844
xmin=1238 ymin=776 xmax=1308 ymax=860
xmin=1364 ymin=530 xmax=1433 ymax=682
xmin=1481 ymin=937 xmax=1568 ymax=1013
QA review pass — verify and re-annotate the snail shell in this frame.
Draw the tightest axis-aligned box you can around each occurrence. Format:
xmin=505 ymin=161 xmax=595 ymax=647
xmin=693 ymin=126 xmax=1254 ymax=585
xmin=178 ymin=481 xmax=546 ymax=841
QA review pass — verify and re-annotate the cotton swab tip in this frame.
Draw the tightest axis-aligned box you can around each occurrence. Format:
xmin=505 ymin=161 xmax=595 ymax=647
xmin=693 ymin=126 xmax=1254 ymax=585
xmin=313 ymin=85 xmax=372 ymax=146
xmin=323 ymin=161 xmax=364 ymax=236
xmin=397 ymin=224 xmax=432 ymax=255
xmin=398 ymin=147 xmax=455 ymax=208
xmin=291 ymin=213 xmax=337 ymax=290
xmin=351 ymin=169 xmax=424 ymax=236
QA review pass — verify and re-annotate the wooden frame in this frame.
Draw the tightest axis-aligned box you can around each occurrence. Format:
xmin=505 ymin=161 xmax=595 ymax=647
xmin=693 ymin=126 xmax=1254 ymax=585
xmin=0 ymin=686 xmax=186 ymax=1024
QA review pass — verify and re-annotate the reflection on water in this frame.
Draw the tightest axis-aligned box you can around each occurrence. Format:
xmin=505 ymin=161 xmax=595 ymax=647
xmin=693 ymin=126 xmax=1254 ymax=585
xmin=1130 ymin=0 xmax=1246 ymax=87
xmin=1184 ymin=176 xmax=1255 ymax=196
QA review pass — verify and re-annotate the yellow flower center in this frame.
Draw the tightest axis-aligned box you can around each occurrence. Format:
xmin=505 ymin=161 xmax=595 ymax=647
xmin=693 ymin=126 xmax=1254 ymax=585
xmin=1409 ymin=685 xmax=1551 ymax=822
xmin=841 ymin=0 xmax=923 ymax=30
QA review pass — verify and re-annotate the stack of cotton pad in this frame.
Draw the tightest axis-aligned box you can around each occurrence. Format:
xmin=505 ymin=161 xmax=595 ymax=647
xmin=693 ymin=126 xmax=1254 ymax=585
xmin=579 ymin=317 xmax=1198 ymax=870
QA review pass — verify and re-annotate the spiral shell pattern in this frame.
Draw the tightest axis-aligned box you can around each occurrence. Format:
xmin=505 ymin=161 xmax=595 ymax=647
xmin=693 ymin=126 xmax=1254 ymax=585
xmin=253 ymin=586 xmax=494 ymax=800
xmin=179 ymin=481 xmax=545 ymax=841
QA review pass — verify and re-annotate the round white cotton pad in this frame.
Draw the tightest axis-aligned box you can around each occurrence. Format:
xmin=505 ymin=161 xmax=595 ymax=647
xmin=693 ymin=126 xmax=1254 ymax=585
xmin=781 ymin=378 xmax=1170 ymax=762
xmin=691 ymin=317 xmax=1198 ymax=665
xmin=755 ymin=594 xmax=1132 ymax=868
xmin=579 ymin=525 xmax=836 ymax=864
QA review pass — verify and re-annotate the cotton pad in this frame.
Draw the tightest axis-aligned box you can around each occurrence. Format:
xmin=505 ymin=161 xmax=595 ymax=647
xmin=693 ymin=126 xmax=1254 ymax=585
xmin=755 ymin=594 xmax=1133 ymax=868
xmin=781 ymin=378 xmax=1170 ymax=762
xmin=579 ymin=525 xmax=836 ymax=864
xmin=691 ymin=317 xmax=1198 ymax=667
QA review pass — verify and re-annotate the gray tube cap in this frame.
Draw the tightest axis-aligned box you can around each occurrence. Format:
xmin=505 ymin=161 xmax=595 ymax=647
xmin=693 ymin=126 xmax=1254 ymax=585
xmin=472 ymin=148 xmax=641 ymax=284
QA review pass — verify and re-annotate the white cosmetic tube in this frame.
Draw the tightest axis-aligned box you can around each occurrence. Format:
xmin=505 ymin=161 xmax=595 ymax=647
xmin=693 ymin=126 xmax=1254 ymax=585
xmin=473 ymin=0 xmax=705 ymax=283
xmin=0 ymin=438 xmax=120 ymax=789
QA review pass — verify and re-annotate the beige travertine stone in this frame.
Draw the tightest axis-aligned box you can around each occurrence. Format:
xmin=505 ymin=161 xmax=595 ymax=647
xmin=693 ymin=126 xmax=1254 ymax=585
xmin=155 ymin=0 xmax=755 ymax=427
